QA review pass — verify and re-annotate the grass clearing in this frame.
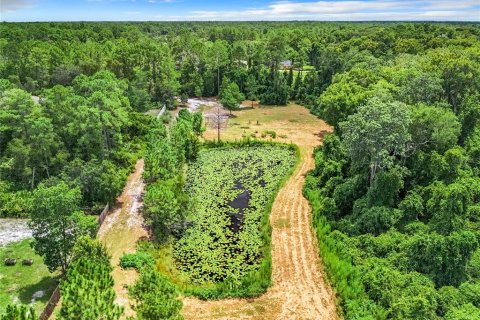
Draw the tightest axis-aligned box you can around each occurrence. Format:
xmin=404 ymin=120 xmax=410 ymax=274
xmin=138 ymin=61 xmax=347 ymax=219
xmin=204 ymin=102 xmax=329 ymax=147
xmin=182 ymin=103 xmax=336 ymax=318
xmin=279 ymin=68 xmax=312 ymax=80
xmin=0 ymin=239 xmax=59 ymax=314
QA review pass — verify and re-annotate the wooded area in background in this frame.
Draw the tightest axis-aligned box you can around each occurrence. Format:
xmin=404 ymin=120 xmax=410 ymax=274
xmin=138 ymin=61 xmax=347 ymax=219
xmin=0 ymin=21 xmax=479 ymax=320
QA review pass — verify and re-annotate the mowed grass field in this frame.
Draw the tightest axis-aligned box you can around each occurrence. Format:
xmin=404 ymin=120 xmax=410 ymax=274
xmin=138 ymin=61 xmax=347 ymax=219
xmin=203 ymin=102 xmax=331 ymax=147
xmin=0 ymin=239 xmax=59 ymax=314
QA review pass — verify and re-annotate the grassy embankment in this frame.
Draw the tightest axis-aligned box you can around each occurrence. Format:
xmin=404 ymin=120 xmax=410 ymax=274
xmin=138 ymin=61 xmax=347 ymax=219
xmin=0 ymin=239 xmax=59 ymax=314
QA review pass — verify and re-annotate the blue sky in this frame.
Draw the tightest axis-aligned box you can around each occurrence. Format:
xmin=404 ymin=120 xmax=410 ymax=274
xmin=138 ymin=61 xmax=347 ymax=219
xmin=1 ymin=0 xmax=479 ymax=22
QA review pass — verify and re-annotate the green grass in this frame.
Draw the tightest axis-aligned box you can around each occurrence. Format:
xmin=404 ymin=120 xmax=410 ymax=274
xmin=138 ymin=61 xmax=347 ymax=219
xmin=280 ymin=66 xmax=312 ymax=80
xmin=0 ymin=239 xmax=60 ymax=314
xmin=273 ymin=218 xmax=290 ymax=228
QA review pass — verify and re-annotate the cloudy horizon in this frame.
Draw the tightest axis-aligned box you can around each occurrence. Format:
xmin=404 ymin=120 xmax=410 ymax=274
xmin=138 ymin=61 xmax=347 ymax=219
xmin=1 ymin=0 xmax=479 ymax=22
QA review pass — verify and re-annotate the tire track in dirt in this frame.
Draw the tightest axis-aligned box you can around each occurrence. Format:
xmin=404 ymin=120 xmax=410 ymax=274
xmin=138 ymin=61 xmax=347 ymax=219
xmin=278 ymin=149 xmax=331 ymax=318
xmin=182 ymin=145 xmax=339 ymax=320
xmin=97 ymin=159 xmax=148 ymax=319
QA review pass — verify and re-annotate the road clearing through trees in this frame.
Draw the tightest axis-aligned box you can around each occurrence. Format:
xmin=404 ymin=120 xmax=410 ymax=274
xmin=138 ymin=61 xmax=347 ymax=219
xmin=97 ymin=159 xmax=147 ymax=319
xmin=182 ymin=103 xmax=339 ymax=319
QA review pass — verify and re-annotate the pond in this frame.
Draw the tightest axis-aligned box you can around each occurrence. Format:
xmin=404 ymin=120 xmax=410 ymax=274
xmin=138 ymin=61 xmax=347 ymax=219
xmin=227 ymin=179 xmax=252 ymax=233
xmin=174 ymin=144 xmax=297 ymax=284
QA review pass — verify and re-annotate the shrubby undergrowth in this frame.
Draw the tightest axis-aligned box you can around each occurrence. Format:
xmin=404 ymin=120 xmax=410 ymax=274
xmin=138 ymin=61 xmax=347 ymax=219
xmin=305 ymin=96 xmax=480 ymax=319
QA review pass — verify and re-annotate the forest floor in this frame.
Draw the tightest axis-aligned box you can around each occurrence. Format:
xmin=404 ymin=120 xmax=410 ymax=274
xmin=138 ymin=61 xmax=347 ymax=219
xmin=97 ymin=159 xmax=148 ymax=319
xmin=182 ymin=102 xmax=339 ymax=319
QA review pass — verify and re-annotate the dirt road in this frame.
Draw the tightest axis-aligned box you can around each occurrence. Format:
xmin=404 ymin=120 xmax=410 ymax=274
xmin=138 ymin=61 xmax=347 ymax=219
xmin=97 ymin=159 xmax=147 ymax=319
xmin=97 ymin=103 xmax=339 ymax=319
xmin=184 ymin=103 xmax=339 ymax=319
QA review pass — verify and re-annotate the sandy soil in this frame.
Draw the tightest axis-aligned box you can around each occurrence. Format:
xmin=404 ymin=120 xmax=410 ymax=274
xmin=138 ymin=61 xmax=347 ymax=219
xmin=182 ymin=102 xmax=339 ymax=320
xmin=0 ymin=219 xmax=31 ymax=246
xmin=97 ymin=159 xmax=148 ymax=319
xmin=187 ymin=97 xmax=220 ymax=112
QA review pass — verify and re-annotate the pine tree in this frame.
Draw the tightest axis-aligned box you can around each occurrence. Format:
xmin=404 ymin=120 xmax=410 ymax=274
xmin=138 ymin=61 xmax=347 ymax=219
xmin=59 ymin=237 xmax=123 ymax=320
xmin=287 ymin=68 xmax=294 ymax=87
xmin=129 ymin=269 xmax=183 ymax=320
xmin=0 ymin=305 xmax=35 ymax=320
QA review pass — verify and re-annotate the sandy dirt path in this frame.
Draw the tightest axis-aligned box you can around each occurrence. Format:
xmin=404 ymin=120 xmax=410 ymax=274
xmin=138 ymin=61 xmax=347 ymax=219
xmin=183 ymin=104 xmax=339 ymax=319
xmin=0 ymin=219 xmax=31 ymax=246
xmin=97 ymin=159 xmax=147 ymax=319
xmin=97 ymin=103 xmax=338 ymax=319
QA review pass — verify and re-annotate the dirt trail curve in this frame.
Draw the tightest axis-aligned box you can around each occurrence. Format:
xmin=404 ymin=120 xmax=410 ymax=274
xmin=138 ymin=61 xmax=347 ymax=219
xmin=182 ymin=145 xmax=339 ymax=320
xmin=96 ymin=103 xmax=339 ymax=319
xmin=97 ymin=159 xmax=147 ymax=319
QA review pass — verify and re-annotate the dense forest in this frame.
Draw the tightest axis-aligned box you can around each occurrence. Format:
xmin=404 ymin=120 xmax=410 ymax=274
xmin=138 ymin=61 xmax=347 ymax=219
xmin=0 ymin=21 xmax=479 ymax=319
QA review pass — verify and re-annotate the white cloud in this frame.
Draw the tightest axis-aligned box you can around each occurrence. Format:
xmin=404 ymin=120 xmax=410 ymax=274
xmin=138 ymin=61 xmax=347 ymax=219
xmin=179 ymin=1 xmax=480 ymax=21
xmin=422 ymin=0 xmax=479 ymax=11
xmin=269 ymin=1 xmax=411 ymax=14
xmin=1 ymin=0 xmax=35 ymax=13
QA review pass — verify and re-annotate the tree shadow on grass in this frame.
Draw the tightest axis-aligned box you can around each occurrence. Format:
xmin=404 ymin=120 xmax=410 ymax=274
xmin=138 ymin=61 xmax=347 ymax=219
xmin=17 ymin=275 xmax=60 ymax=306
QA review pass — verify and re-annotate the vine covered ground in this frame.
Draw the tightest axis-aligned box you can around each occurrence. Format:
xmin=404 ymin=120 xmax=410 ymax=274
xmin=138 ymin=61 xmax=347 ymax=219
xmin=175 ymin=143 xmax=297 ymax=296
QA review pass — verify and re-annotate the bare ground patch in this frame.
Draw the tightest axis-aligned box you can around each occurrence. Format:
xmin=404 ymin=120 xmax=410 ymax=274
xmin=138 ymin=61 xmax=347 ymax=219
xmin=0 ymin=219 xmax=31 ymax=247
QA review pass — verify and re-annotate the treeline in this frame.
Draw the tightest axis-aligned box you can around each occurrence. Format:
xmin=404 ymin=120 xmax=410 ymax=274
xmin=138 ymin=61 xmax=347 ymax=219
xmin=1 ymin=21 xmax=479 ymax=319
xmin=1 ymin=22 xmax=478 ymax=112
xmin=143 ymin=109 xmax=201 ymax=241
xmin=1 ymin=108 xmax=187 ymax=318
xmin=0 ymin=70 xmax=152 ymax=217
xmin=122 ymin=110 xmax=202 ymax=319
xmin=303 ymin=27 xmax=480 ymax=320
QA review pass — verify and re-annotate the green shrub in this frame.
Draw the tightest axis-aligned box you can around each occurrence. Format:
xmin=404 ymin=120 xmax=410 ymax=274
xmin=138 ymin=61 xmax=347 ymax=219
xmin=60 ymin=237 xmax=123 ymax=320
xmin=304 ymin=182 xmax=385 ymax=319
xmin=0 ymin=305 xmax=35 ymax=320
xmin=262 ymin=130 xmax=276 ymax=138
xmin=129 ymin=269 xmax=183 ymax=320
xmin=120 ymin=252 xmax=155 ymax=270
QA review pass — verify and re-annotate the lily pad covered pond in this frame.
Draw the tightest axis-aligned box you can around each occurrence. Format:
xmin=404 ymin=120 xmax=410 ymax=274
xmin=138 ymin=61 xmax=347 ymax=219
xmin=174 ymin=144 xmax=296 ymax=284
